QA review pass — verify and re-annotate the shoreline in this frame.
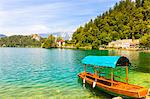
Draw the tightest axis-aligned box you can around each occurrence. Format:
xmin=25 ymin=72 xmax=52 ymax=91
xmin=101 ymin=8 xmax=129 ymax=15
xmin=60 ymin=46 xmax=150 ymax=53
xmin=0 ymin=46 xmax=150 ymax=53
xmin=100 ymin=48 xmax=150 ymax=52
xmin=103 ymin=48 xmax=150 ymax=53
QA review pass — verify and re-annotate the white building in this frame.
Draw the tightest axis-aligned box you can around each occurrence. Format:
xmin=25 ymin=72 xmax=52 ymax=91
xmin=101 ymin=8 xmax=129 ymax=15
xmin=108 ymin=39 xmax=139 ymax=48
xmin=57 ymin=40 xmax=65 ymax=47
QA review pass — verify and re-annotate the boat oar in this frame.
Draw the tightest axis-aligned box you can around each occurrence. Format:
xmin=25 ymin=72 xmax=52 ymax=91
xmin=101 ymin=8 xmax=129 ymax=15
xmin=83 ymin=77 xmax=86 ymax=84
xmin=93 ymin=81 xmax=96 ymax=88
xmin=93 ymin=79 xmax=97 ymax=88
xmin=83 ymin=77 xmax=86 ymax=88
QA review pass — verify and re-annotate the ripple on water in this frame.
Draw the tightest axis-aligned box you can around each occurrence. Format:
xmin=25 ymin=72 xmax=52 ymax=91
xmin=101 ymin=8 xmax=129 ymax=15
xmin=0 ymin=48 xmax=149 ymax=98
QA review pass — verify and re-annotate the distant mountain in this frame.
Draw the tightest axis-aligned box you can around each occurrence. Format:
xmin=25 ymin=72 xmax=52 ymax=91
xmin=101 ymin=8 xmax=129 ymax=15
xmin=0 ymin=34 xmax=6 ymax=38
xmin=39 ymin=32 xmax=73 ymax=40
xmin=39 ymin=33 xmax=50 ymax=38
xmin=52 ymin=32 xmax=73 ymax=40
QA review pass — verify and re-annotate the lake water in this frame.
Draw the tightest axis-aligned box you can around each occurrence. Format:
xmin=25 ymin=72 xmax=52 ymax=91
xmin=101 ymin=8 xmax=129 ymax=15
xmin=0 ymin=48 xmax=149 ymax=98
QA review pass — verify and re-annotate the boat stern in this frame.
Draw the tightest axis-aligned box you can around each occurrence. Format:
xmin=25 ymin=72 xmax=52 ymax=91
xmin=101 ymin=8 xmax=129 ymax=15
xmin=138 ymin=88 xmax=149 ymax=98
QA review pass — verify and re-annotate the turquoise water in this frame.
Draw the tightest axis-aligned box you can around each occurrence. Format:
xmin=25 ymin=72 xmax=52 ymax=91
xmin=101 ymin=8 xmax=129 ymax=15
xmin=0 ymin=48 xmax=149 ymax=98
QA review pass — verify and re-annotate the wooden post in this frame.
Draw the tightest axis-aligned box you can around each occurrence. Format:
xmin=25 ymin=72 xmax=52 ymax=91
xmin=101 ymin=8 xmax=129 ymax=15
xmin=126 ymin=63 xmax=128 ymax=83
xmin=83 ymin=64 xmax=87 ymax=84
xmin=111 ymin=68 xmax=114 ymax=86
xmin=94 ymin=67 xmax=97 ymax=75
xmin=84 ymin=64 xmax=86 ymax=73
xmin=93 ymin=67 xmax=97 ymax=88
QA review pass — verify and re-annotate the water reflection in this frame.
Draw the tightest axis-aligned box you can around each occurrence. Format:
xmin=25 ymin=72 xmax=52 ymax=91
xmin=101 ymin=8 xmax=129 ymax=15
xmin=138 ymin=52 xmax=150 ymax=73
xmin=108 ymin=49 xmax=150 ymax=73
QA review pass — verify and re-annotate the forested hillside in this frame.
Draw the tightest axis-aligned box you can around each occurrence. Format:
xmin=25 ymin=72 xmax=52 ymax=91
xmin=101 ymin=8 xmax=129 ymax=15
xmin=72 ymin=0 xmax=150 ymax=49
xmin=0 ymin=35 xmax=45 ymax=47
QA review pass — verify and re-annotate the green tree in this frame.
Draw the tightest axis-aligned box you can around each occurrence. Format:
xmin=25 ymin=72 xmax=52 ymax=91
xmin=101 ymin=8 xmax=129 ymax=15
xmin=72 ymin=0 xmax=150 ymax=49
xmin=41 ymin=35 xmax=56 ymax=48
xmin=57 ymin=36 xmax=63 ymax=41
xmin=0 ymin=35 xmax=42 ymax=47
xmin=136 ymin=0 xmax=141 ymax=7
xmin=140 ymin=34 xmax=150 ymax=48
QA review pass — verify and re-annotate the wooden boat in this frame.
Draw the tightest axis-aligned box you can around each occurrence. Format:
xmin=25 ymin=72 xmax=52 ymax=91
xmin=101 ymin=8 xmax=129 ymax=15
xmin=78 ymin=56 xmax=148 ymax=98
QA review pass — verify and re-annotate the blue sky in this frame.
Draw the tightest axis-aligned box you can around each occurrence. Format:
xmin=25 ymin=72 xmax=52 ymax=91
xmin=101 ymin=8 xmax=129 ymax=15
xmin=0 ymin=0 xmax=120 ymax=36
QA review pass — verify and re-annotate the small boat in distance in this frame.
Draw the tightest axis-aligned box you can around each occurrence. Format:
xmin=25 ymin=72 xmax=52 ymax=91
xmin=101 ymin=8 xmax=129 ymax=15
xmin=78 ymin=56 xmax=148 ymax=98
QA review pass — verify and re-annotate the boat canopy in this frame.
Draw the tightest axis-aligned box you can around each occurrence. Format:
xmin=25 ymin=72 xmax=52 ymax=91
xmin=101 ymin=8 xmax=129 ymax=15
xmin=82 ymin=56 xmax=130 ymax=68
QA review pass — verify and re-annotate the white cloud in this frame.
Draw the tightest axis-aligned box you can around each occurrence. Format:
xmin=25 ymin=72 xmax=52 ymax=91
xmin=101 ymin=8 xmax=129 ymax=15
xmin=0 ymin=24 xmax=45 ymax=35
xmin=0 ymin=0 xmax=120 ymax=35
xmin=30 ymin=25 xmax=49 ymax=32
